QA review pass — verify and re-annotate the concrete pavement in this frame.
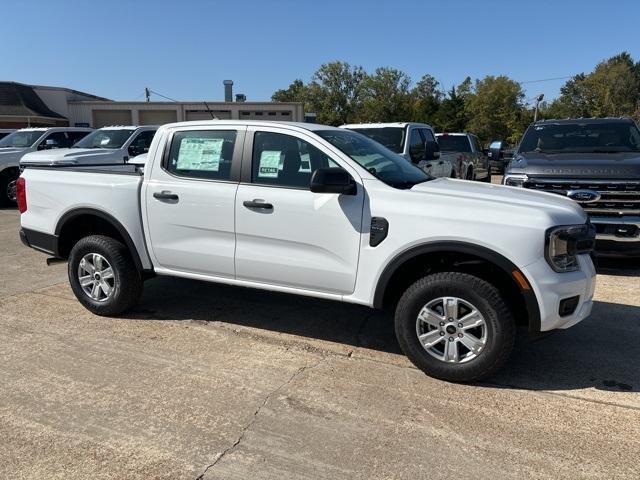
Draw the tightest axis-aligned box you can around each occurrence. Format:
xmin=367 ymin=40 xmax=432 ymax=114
xmin=1 ymin=207 xmax=639 ymax=479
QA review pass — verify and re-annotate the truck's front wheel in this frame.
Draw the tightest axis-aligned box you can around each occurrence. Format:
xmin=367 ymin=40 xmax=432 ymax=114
xmin=68 ymin=235 xmax=143 ymax=316
xmin=395 ymin=272 xmax=515 ymax=383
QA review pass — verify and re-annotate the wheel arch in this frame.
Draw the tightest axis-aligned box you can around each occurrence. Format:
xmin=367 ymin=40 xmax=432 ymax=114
xmin=373 ymin=241 xmax=541 ymax=332
xmin=55 ymin=208 xmax=144 ymax=273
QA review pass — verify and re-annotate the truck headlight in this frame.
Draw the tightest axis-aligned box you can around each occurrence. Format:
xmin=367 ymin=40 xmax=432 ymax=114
xmin=545 ymin=224 xmax=596 ymax=273
xmin=503 ymin=174 xmax=528 ymax=187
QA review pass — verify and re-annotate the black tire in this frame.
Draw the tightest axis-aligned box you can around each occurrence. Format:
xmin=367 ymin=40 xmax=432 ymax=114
xmin=395 ymin=272 xmax=515 ymax=383
xmin=482 ymin=172 xmax=492 ymax=183
xmin=0 ymin=170 xmax=18 ymax=207
xmin=68 ymin=235 xmax=143 ymax=316
xmin=465 ymin=168 xmax=474 ymax=181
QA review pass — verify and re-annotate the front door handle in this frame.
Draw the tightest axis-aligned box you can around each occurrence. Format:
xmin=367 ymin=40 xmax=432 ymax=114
xmin=153 ymin=190 xmax=179 ymax=201
xmin=243 ymin=199 xmax=273 ymax=210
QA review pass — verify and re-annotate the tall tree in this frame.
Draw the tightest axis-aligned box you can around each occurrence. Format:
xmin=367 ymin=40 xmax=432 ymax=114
xmin=411 ymin=74 xmax=443 ymax=125
xmin=306 ymin=61 xmax=366 ymax=125
xmin=436 ymin=78 xmax=472 ymax=132
xmin=358 ymin=67 xmax=413 ymax=122
xmin=464 ymin=75 xmax=525 ymax=143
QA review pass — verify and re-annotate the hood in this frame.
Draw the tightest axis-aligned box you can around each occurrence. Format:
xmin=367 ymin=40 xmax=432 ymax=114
xmin=20 ymin=148 xmax=126 ymax=165
xmin=507 ymin=151 xmax=640 ymax=179
xmin=411 ymin=178 xmax=586 ymax=224
xmin=0 ymin=147 xmax=29 ymax=165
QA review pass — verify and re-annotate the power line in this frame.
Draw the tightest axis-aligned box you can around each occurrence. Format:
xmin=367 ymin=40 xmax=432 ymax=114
xmin=148 ymin=89 xmax=179 ymax=102
xmin=520 ymin=76 xmax=573 ymax=84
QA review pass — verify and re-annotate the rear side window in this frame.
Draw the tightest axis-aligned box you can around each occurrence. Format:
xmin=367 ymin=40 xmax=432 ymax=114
xmin=437 ymin=135 xmax=471 ymax=152
xmin=166 ymin=130 xmax=237 ymax=180
xmin=252 ymin=131 xmax=339 ymax=188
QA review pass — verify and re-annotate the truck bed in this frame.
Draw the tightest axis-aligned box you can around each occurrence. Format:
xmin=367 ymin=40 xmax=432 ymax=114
xmin=19 ymin=164 xmax=151 ymax=269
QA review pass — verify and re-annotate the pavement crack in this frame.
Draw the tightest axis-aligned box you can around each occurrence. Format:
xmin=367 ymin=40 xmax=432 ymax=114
xmin=195 ymin=357 xmax=325 ymax=480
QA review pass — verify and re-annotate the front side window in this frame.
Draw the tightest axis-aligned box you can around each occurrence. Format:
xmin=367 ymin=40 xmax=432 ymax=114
xmin=421 ymin=128 xmax=436 ymax=142
xmin=67 ymin=131 xmax=91 ymax=145
xmin=129 ymin=130 xmax=156 ymax=156
xmin=347 ymin=127 xmax=405 ymax=153
xmin=436 ymin=135 xmax=472 ymax=152
xmin=41 ymin=132 xmax=70 ymax=149
xmin=0 ymin=130 xmax=45 ymax=148
xmin=518 ymin=122 xmax=640 ymax=154
xmin=252 ymin=131 xmax=339 ymax=188
xmin=74 ymin=129 xmax=135 ymax=149
xmin=166 ymin=130 xmax=237 ymax=180
xmin=316 ymin=129 xmax=431 ymax=189
xmin=408 ymin=129 xmax=426 ymax=162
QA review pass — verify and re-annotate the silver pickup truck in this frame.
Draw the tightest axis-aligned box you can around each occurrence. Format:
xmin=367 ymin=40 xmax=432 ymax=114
xmin=436 ymin=133 xmax=491 ymax=182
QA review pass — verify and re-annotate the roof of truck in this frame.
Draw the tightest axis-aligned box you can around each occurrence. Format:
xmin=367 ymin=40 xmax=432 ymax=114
xmin=161 ymin=120 xmax=343 ymax=132
xmin=340 ymin=122 xmax=432 ymax=129
xmin=534 ymin=117 xmax=635 ymax=125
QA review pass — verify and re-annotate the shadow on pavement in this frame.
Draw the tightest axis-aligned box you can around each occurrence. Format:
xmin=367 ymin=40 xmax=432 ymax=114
xmin=130 ymin=276 xmax=640 ymax=392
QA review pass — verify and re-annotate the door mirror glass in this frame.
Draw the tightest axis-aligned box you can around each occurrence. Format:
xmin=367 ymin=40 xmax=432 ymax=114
xmin=38 ymin=138 xmax=60 ymax=150
xmin=424 ymin=140 xmax=440 ymax=160
xmin=310 ymin=167 xmax=356 ymax=195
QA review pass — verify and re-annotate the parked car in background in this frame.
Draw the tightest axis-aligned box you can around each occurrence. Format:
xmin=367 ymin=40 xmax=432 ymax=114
xmin=21 ymin=126 xmax=157 ymax=167
xmin=340 ymin=122 xmax=452 ymax=178
xmin=504 ymin=117 xmax=640 ymax=256
xmin=0 ymin=127 xmax=92 ymax=205
xmin=19 ymin=120 xmax=596 ymax=382
xmin=436 ymin=133 xmax=491 ymax=182
xmin=488 ymin=140 xmax=514 ymax=174
xmin=0 ymin=129 xmax=16 ymax=140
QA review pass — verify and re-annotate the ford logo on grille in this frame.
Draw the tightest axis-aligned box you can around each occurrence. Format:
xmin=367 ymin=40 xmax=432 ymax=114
xmin=566 ymin=189 xmax=601 ymax=203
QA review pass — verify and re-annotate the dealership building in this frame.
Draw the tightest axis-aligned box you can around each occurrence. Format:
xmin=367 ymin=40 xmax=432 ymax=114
xmin=0 ymin=80 xmax=304 ymax=129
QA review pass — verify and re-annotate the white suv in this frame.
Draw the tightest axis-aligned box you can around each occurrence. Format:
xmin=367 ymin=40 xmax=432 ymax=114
xmin=341 ymin=122 xmax=453 ymax=178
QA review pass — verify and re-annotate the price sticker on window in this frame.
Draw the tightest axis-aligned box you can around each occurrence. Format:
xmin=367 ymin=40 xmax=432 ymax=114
xmin=258 ymin=150 xmax=282 ymax=178
xmin=177 ymin=138 xmax=224 ymax=171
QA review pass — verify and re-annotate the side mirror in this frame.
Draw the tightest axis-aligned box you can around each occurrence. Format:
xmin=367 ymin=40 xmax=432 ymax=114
xmin=39 ymin=138 xmax=60 ymax=150
xmin=424 ymin=140 xmax=440 ymax=161
xmin=310 ymin=167 xmax=357 ymax=195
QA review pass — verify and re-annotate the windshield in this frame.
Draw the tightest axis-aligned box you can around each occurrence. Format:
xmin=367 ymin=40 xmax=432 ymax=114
xmin=346 ymin=127 xmax=406 ymax=153
xmin=0 ymin=130 xmax=45 ymax=148
xmin=74 ymin=129 xmax=135 ymax=149
xmin=316 ymin=129 xmax=431 ymax=189
xmin=518 ymin=122 xmax=640 ymax=154
xmin=436 ymin=135 xmax=471 ymax=152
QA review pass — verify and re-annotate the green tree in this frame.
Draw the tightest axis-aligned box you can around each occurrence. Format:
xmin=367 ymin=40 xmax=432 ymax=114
xmin=358 ymin=67 xmax=413 ymax=122
xmin=271 ymin=79 xmax=309 ymax=103
xmin=436 ymin=78 xmax=472 ymax=132
xmin=307 ymin=61 xmax=367 ymax=125
xmin=464 ymin=75 xmax=526 ymax=143
xmin=411 ymin=74 xmax=443 ymax=125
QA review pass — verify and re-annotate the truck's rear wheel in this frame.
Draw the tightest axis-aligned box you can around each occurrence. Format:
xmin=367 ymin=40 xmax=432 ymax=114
xmin=68 ymin=235 xmax=142 ymax=316
xmin=395 ymin=272 xmax=515 ymax=383
xmin=0 ymin=170 xmax=18 ymax=206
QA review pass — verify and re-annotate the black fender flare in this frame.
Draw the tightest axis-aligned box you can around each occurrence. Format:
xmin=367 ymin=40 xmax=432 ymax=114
xmin=373 ymin=241 xmax=541 ymax=332
xmin=55 ymin=208 xmax=145 ymax=273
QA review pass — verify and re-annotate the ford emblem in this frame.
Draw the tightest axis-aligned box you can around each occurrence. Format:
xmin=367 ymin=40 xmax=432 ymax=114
xmin=566 ymin=189 xmax=601 ymax=203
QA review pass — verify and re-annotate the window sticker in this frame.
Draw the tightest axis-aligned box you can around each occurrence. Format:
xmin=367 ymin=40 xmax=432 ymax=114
xmin=258 ymin=150 xmax=282 ymax=178
xmin=177 ymin=138 xmax=224 ymax=171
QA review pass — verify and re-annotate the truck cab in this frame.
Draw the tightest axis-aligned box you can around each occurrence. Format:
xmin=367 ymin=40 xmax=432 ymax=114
xmin=340 ymin=122 xmax=452 ymax=178
xmin=0 ymin=126 xmax=92 ymax=205
xmin=20 ymin=126 xmax=158 ymax=167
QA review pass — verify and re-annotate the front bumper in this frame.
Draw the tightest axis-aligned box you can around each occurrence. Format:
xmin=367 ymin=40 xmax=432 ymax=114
xmin=521 ymin=254 xmax=596 ymax=332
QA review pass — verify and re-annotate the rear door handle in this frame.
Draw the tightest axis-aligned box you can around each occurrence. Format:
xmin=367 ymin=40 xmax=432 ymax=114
xmin=243 ymin=199 xmax=273 ymax=210
xmin=153 ymin=190 xmax=179 ymax=201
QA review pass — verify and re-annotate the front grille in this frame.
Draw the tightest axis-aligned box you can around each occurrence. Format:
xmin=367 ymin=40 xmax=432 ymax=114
xmin=524 ymin=179 xmax=640 ymax=217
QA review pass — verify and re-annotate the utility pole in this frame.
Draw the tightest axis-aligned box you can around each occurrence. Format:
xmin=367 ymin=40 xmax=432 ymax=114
xmin=534 ymin=94 xmax=544 ymax=122
xmin=145 ymin=87 xmax=150 ymax=102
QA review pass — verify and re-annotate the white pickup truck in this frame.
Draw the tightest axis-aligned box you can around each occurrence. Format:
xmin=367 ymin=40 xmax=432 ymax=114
xmin=18 ymin=120 xmax=597 ymax=382
xmin=20 ymin=126 xmax=157 ymax=167
xmin=341 ymin=122 xmax=454 ymax=178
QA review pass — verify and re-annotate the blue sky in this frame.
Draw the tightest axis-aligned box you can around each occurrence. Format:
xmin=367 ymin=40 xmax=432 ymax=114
xmin=4 ymin=0 xmax=639 ymax=106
